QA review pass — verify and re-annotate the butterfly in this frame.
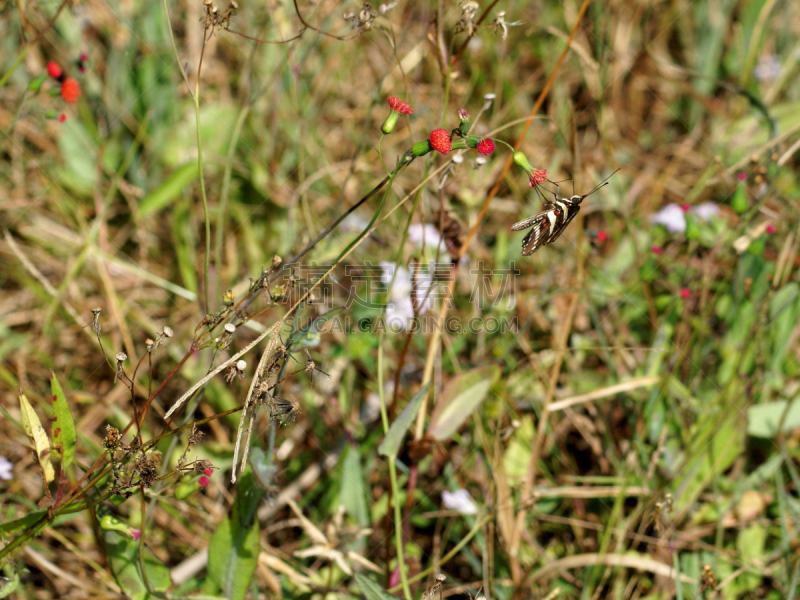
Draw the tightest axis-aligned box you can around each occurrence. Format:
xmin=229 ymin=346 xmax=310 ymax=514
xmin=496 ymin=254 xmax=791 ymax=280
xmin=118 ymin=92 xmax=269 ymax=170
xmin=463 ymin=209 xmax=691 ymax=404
xmin=511 ymin=169 xmax=619 ymax=256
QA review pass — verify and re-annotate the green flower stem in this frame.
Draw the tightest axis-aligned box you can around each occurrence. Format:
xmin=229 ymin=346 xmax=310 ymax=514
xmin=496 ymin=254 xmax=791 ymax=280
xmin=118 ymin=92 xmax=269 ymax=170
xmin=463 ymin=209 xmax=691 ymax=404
xmin=389 ymin=456 xmax=412 ymax=600
xmin=163 ymin=0 xmax=211 ymax=312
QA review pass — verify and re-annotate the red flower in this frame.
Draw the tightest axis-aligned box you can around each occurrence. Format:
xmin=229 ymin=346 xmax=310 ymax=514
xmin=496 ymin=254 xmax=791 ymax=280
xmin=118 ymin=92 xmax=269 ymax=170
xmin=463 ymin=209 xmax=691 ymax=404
xmin=130 ymin=528 xmax=142 ymax=541
xmin=680 ymin=287 xmax=690 ymax=299
xmin=596 ymin=230 xmax=608 ymax=243
xmin=199 ymin=476 xmax=210 ymax=487
xmin=766 ymin=224 xmax=776 ymax=234
xmin=737 ymin=172 xmax=747 ymax=181
xmin=680 ymin=203 xmax=690 ymax=213
xmin=429 ymin=129 xmax=451 ymax=155
xmin=651 ymin=246 xmax=663 ymax=255
xmin=529 ymin=169 xmax=547 ymax=187
xmin=387 ymin=96 xmax=413 ymax=115
xmin=58 ymin=113 xmax=66 ymax=123
xmin=60 ymin=78 xmax=81 ymax=103
xmin=476 ymin=138 xmax=495 ymax=155
xmin=46 ymin=61 xmax=62 ymax=79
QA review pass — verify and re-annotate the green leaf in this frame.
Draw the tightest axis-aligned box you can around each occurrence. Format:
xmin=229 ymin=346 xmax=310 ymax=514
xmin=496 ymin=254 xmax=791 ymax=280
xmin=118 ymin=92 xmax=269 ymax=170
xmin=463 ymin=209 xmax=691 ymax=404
xmin=378 ymin=382 xmax=430 ymax=459
xmin=747 ymin=400 xmax=800 ymax=438
xmin=428 ymin=365 xmax=499 ymax=441
xmin=340 ymin=445 xmax=369 ymax=527
xmin=50 ymin=372 xmax=76 ymax=469
xmin=0 ymin=511 xmax=47 ymax=535
xmin=206 ymin=471 xmax=264 ymax=600
xmin=99 ymin=515 xmax=171 ymax=599
xmin=354 ymin=573 xmax=402 ymax=600
xmin=137 ymin=162 xmax=199 ymax=217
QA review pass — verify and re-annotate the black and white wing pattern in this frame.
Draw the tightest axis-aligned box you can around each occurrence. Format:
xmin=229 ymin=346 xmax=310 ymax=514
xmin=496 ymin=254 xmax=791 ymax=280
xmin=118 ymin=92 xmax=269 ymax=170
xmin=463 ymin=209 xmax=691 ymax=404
xmin=511 ymin=198 xmax=581 ymax=256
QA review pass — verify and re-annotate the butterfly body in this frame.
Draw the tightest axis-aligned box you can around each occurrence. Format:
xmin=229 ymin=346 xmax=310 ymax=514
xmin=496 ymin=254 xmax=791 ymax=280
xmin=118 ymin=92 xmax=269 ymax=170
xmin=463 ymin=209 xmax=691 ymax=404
xmin=511 ymin=195 xmax=584 ymax=255
xmin=512 ymin=169 xmax=618 ymax=256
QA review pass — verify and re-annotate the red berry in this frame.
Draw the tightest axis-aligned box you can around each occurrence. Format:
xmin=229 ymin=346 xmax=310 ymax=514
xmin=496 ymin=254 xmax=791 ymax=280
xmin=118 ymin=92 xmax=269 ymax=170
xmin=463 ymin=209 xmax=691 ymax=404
xmin=429 ymin=129 xmax=451 ymax=155
xmin=476 ymin=138 xmax=495 ymax=155
xmin=46 ymin=61 xmax=62 ymax=79
xmin=60 ymin=78 xmax=81 ymax=103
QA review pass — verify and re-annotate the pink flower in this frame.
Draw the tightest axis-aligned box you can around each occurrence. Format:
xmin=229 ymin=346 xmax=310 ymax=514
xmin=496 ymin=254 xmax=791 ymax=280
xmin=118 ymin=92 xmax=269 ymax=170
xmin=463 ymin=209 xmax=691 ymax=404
xmin=737 ymin=172 xmax=747 ymax=181
xmin=58 ymin=113 xmax=66 ymax=123
xmin=130 ymin=528 xmax=142 ymax=541
xmin=476 ymin=138 xmax=495 ymax=155
xmin=651 ymin=246 xmax=663 ymax=255
xmin=382 ymin=96 xmax=413 ymax=133
xmin=766 ymin=224 xmax=776 ymax=234
xmin=429 ymin=129 xmax=451 ymax=155
xmin=203 ymin=468 xmax=214 ymax=476
xmin=198 ymin=476 xmax=210 ymax=487
xmin=680 ymin=204 xmax=690 ymax=213
xmin=529 ymin=169 xmax=547 ymax=187
xmin=387 ymin=96 xmax=413 ymax=115
xmin=680 ymin=288 xmax=690 ymax=299
xmin=458 ymin=108 xmax=468 ymax=120
xmin=596 ymin=230 xmax=608 ymax=243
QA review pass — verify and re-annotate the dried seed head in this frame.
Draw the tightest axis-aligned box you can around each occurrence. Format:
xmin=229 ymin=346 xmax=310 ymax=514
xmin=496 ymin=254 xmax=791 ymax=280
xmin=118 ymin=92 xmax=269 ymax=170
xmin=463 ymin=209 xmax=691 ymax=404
xmin=135 ymin=452 xmax=161 ymax=488
xmin=162 ymin=326 xmax=174 ymax=338
xmin=435 ymin=574 xmax=446 ymax=582
xmin=91 ymin=307 xmax=102 ymax=315
xmin=272 ymin=255 xmax=283 ymax=269
xmin=188 ymin=425 xmax=204 ymax=445
xmin=269 ymin=396 xmax=300 ymax=425
xmin=196 ymin=459 xmax=214 ymax=473
xmin=146 ymin=339 xmax=155 ymax=352
xmin=104 ymin=425 xmax=120 ymax=450
xmin=225 ymin=359 xmax=248 ymax=382
xmin=224 ymin=323 xmax=236 ymax=333
xmin=114 ymin=353 xmax=128 ymax=383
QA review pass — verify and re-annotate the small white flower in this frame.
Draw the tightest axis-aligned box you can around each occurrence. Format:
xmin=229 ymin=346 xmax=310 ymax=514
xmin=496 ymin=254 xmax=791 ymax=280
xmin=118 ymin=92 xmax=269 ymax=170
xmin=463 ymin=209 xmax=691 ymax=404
xmin=380 ymin=261 xmax=434 ymax=331
xmin=650 ymin=203 xmax=686 ymax=233
xmin=0 ymin=456 xmax=13 ymax=480
xmin=407 ymin=224 xmax=445 ymax=251
xmin=341 ymin=213 xmax=370 ymax=233
xmin=754 ymin=54 xmax=781 ymax=83
xmin=442 ymin=489 xmax=478 ymax=515
xmin=692 ymin=202 xmax=719 ymax=222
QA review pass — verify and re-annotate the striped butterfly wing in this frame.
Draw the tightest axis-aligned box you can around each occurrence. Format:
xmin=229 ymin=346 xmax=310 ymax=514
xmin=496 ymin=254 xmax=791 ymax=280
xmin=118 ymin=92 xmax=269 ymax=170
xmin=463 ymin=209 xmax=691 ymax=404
xmin=512 ymin=198 xmax=581 ymax=256
xmin=511 ymin=204 xmax=555 ymax=256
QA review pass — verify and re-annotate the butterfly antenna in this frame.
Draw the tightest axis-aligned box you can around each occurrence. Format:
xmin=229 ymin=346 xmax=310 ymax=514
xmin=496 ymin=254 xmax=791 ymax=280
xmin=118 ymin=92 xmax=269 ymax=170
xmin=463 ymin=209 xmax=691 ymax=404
xmin=580 ymin=168 xmax=620 ymax=198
